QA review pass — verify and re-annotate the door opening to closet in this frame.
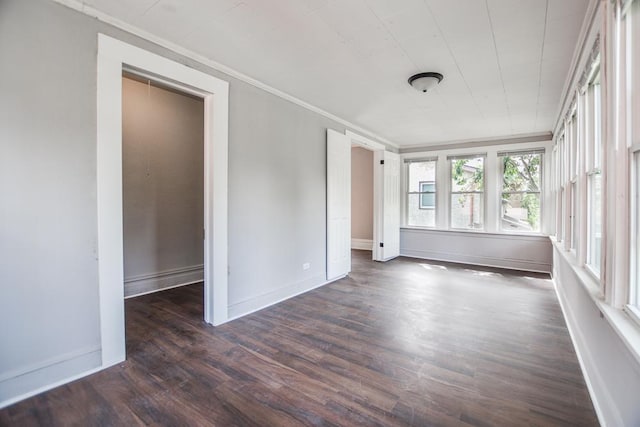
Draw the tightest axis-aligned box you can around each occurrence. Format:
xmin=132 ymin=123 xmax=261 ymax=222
xmin=351 ymin=146 xmax=375 ymax=259
xmin=121 ymin=72 xmax=205 ymax=351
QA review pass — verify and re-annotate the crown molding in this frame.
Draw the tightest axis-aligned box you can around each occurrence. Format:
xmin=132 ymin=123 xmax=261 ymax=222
xmin=399 ymin=132 xmax=552 ymax=154
xmin=52 ymin=0 xmax=399 ymax=149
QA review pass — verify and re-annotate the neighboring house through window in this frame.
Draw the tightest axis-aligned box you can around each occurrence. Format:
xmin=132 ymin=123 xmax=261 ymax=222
xmin=406 ymin=158 xmax=437 ymax=227
xmin=449 ymin=154 xmax=485 ymax=230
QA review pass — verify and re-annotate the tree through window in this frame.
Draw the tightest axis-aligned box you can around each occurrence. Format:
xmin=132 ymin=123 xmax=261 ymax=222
xmin=499 ymin=150 xmax=543 ymax=232
xmin=449 ymin=155 xmax=485 ymax=229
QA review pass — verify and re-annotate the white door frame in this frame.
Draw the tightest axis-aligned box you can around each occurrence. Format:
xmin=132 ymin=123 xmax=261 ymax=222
xmin=97 ymin=34 xmax=229 ymax=369
xmin=345 ymin=130 xmax=386 ymax=261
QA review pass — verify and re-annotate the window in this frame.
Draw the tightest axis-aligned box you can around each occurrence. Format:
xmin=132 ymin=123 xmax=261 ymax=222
xmin=449 ymin=155 xmax=485 ymax=230
xmin=631 ymin=148 xmax=640 ymax=321
xmin=567 ymin=112 xmax=578 ymax=251
xmin=632 ymin=151 xmax=640 ymax=314
xmin=499 ymin=150 xmax=543 ymax=233
xmin=586 ymin=75 xmax=602 ymax=275
xmin=570 ymin=182 xmax=577 ymax=251
xmin=557 ymin=135 xmax=565 ymax=242
xmin=406 ymin=159 xmax=437 ymax=227
xmin=628 ymin=0 xmax=640 ymax=315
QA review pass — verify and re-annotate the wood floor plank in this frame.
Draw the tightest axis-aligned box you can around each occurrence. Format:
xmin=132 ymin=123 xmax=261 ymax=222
xmin=0 ymin=251 xmax=599 ymax=426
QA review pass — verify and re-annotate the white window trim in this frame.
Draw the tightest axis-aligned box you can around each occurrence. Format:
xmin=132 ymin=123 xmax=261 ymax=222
xmin=400 ymin=141 xmax=552 ymax=236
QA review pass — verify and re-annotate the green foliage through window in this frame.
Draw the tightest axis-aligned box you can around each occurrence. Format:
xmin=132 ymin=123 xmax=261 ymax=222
xmin=501 ymin=154 xmax=542 ymax=231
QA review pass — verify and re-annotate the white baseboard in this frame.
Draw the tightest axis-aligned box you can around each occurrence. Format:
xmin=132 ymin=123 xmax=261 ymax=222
xmin=227 ymin=274 xmax=330 ymax=321
xmin=124 ymin=264 xmax=204 ymax=298
xmin=400 ymin=248 xmax=551 ymax=273
xmin=351 ymin=238 xmax=374 ymax=250
xmin=0 ymin=347 xmax=102 ymax=409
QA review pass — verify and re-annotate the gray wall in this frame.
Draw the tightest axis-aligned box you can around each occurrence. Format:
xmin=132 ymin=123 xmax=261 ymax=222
xmin=0 ymin=0 xmax=102 ymax=395
xmin=351 ymin=147 xmax=373 ymax=240
xmin=122 ymin=77 xmax=204 ymax=294
xmin=1 ymin=0 xmax=386 ymax=403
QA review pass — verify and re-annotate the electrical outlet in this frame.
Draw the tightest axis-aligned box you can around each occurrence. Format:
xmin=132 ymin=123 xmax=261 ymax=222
xmin=302 ymin=262 xmax=311 ymax=271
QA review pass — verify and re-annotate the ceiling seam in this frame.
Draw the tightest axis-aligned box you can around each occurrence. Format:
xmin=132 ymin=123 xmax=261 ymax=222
xmin=420 ymin=0 xmax=486 ymax=121
xmin=364 ymin=2 xmax=420 ymax=71
xmin=484 ymin=0 xmax=513 ymax=134
xmin=139 ymin=0 xmax=162 ymax=19
xmin=533 ymin=0 xmax=550 ymax=133
xmin=363 ymin=1 xmax=437 ymax=110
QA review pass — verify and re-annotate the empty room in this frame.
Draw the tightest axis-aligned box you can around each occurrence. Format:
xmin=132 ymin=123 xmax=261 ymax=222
xmin=1 ymin=0 xmax=639 ymax=426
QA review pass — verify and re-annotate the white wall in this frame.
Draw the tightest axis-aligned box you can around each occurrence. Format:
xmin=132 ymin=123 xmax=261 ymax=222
xmin=351 ymin=147 xmax=373 ymax=244
xmin=553 ymin=245 xmax=640 ymax=427
xmin=401 ymin=229 xmax=552 ymax=273
xmin=0 ymin=0 xmax=394 ymax=406
xmin=122 ymin=76 xmax=204 ymax=297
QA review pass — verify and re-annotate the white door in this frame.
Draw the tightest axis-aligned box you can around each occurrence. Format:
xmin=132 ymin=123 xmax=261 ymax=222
xmin=375 ymin=150 xmax=401 ymax=261
xmin=326 ymin=129 xmax=351 ymax=280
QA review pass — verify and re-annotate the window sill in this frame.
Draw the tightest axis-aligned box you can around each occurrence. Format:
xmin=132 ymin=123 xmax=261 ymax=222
xmin=551 ymin=236 xmax=640 ymax=367
xmin=550 ymin=236 xmax=601 ymax=296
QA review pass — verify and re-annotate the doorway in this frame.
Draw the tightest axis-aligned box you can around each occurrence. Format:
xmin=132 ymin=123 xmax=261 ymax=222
xmin=350 ymin=145 xmax=375 ymax=256
xmin=121 ymin=72 xmax=205 ymax=313
xmin=96 ymin=34 xmax=229 ymax=369
xmin=326 ymin=129 xmax=400 ymax=281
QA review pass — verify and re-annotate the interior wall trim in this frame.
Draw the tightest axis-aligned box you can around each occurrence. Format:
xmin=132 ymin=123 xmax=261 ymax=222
xmin=227 ymin=274 xmax=330 ymax=321
xmin=399 ymin=132 xmax=552 ymax=154
xmin=124 ymin=264 xmax=204 ymax=298
xmin=351 ymin=238 xmax=374 ymax=251
xmin=0 ymin=348 xmax=102 ymax=409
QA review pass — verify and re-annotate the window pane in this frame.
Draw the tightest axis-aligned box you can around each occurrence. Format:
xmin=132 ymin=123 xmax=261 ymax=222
xmin=587 ymin=173 xmax=602 ymax=274
xmin=419 ymin=182 xmax=435 ymax=209
xmin=408 ymin=161 xmax=436 ymax=192
xmin=634 ymin=152 xmax=640 ymax=307
xmin=571 ymin=182 xmax=577 ymax=250
xmin=559 ymin=188 xmax=565 ymax=242
xmin=451 ymin=157 xmax=484 ymax=192
xmin=501 ymin=192 xmax=540 ymax=232
xmin=502 ymin=153 xmax=542 ymax=192
xmin=408 ymin=194 xmax=435 ymax=227
xmin=451 ymin=193 xmax=484 ymax=229
xmin=407 ymin=161 xmax=436 ymax=228
xmin=594 ymin=82 xmax=602 ymax=168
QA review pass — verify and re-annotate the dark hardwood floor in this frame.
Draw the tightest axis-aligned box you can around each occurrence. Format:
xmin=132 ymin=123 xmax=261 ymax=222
xmin=0 ymin=251 xmax=598 ymax=426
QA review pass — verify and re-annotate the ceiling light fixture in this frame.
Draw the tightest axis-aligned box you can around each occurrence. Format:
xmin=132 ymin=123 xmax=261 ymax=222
xmin=408 ymin=72 xmax=443 ymax=93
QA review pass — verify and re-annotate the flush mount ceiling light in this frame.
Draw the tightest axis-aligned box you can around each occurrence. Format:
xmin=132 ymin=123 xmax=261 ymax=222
xmin=408 ymin=72 xmax=444 ymax=93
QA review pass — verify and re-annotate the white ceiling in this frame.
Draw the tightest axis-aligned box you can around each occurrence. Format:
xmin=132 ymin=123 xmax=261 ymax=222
xmin=83 ymin=0 xmax=589 ymax=147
